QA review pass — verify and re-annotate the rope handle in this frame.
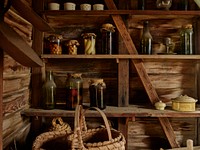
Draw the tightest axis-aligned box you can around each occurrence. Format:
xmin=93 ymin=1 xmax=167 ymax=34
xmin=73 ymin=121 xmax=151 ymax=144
xmin=74 ymin=105 xmax=112 ymax=141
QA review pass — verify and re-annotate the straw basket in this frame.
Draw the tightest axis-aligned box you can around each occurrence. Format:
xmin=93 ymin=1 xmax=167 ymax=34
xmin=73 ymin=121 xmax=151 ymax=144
xmin=32 ymin=117 xmax=72 ymax=150
xmin=68 ymin=105 xmax=126 ymax=150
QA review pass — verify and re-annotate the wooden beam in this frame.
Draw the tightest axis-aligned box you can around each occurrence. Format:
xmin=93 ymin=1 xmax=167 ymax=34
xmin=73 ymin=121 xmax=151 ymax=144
xmin=11 ymin=0 xmax=54 ymax=32
xmin=104 ymin=0 xmax=180 ymax=148
xmin=0 ymin=21 xmax=43 ymax=67
xmin=0 ymin=49 xmax=3 ymax=150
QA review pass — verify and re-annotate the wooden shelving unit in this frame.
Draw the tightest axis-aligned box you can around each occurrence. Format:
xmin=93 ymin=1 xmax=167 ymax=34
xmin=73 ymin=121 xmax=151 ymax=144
xmin=29 ymin=0 xmax=200 ymax=149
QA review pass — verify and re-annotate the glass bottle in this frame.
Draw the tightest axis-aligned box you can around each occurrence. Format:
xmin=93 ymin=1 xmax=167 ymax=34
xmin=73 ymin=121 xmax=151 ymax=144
xmin=140 ymin=20 xmax=153 ymax=54
xmin=89 ymin=79 xmax=106 ymax=110
xmin=47 ymin=34 xmax=63 ymax=54
xmin=42 ymin=71 xmax=56 ymax=109
xmin=179 ymin=0 xmax=188 ymax=10
xmin=82 ymin=33 xmax=96 ymax=55
xmin=138 ymin=0 xmax=145 ymax=10
xmin=100 ymin=23 xmax=115 ymax=54
xmin=180 ymin=24 xmax=193 ymax=55
xmin=66 ymin=73 xmax=83 ymax=110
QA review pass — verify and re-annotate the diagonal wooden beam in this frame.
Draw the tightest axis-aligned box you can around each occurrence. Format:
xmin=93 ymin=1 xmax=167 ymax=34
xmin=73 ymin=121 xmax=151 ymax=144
xmin=0 ymin=49 xmax=3 ymax=150
xmin=104 ymin=0 xmax=179 ymax=148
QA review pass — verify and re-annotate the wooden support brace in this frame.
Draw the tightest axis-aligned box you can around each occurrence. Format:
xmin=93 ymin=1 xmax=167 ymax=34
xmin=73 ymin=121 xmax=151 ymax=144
xmin=0 ymin=49 xmax=3 ymax=150
xmin=104 ymin=0 xmax=179 ymax=148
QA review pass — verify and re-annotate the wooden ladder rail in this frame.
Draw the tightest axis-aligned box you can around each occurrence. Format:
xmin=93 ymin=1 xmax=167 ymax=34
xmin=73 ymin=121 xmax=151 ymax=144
xmin=104 ymin=0 xmax=180 ymax=148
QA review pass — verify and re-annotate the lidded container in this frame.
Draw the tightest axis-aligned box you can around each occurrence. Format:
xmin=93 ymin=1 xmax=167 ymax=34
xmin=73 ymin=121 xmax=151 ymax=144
xmin=66 ymin=40 xmax=80 ymax=55
xmin=140 ymin=20 xmax=153 ymax=54
xmin=180 ymin=24 xmax=194 ymax=55
xmin=47 ymin=34 xmax=63 ymax=54
xmin=42 ymin=71 xmax=56 ymax=109
xmin=171 ymin=95 xmax=198 ymax=111
xmin=89 ymin=78 xmax=106 ymax=110
xmin=82 ymin=33 xmax=96 ymax=54
xmin=100 ymin=23 xmax=115 ymax=54
xmin=66 ymin=73 xmax=83 ymax=110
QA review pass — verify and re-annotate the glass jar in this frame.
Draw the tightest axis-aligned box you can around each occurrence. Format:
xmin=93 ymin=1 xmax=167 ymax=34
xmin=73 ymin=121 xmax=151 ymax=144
xmin=180 ymin=24 xmax=193 ymax=55
xmin=47 ymin=34 xmax=63 ymax=54
xmin=156 ymin=0 xmax=172 ymax=10
xmin=82 ymin=33 xmax=96 ymax=55
xmin=42 ymin=71 xmax=56 ymax=109
xmin=140 ymin=20 xmax=153 ymax=54
xmin=100 ymin=23 xmax=115 ymax=54
xmin=138 ymin=0 xmax=145 ymax=10
xmin=89 ymin=79 xmax=106 ymax=110
xmin=66 ymin=73 xmax=83 ymax=110
xmin=66 ymin=40 xmax=80 ymax=55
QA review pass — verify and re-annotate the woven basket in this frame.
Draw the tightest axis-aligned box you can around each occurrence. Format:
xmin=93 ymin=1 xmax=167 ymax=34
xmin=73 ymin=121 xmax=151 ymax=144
xmin=32 ymin=117 xmax=72 ymax=150
xmin=68 ymin=105 xmax=126 ymax=150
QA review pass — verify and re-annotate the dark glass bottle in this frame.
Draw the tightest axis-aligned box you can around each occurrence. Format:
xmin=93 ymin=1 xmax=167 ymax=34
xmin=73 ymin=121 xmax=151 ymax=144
xmin=180 ymin=24 xmax=194 ymax=55
xmin=138 ymin=0 xmax=145 ymax=10
xmin=89 ymin=79 xmax=106 ymax=110
xmin=66 ymin=73 xmax=83 ymax=110
xmin=140 ymin=21 xmax=153 ymax=54
xmin=42 ymin=71 xmax=56 ymax=109
xmin=100 ymin=23 xmax=115 ymax=54
xmin=179 ymin=0 xmax=188 ymax=10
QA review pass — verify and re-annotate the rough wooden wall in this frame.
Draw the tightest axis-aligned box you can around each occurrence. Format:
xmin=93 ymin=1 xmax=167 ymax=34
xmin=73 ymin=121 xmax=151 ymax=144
xmin=3 ymin=7 xmax=32 ymax=149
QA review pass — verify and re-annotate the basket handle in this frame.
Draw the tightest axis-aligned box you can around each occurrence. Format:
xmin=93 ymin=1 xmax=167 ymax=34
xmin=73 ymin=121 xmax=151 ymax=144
xmin=74 ymin=105 xmax=112 ymax=141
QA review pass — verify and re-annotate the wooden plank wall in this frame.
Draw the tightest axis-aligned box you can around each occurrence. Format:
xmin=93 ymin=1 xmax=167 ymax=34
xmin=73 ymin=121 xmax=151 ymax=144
xmin=2 ymin=6 xmax=32 ymax=150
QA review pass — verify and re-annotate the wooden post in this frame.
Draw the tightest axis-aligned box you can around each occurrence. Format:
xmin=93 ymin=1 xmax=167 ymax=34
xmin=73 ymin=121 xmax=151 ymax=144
xmin=0 ymin=49 xmax=3 ymax=150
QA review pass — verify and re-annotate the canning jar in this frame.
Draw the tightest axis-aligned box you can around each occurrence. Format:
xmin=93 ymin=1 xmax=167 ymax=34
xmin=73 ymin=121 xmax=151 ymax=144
xmin=100 ymin=23 xmax=115 ymax=54
xmin=82 ymin=33 xmax=96 ymax=54
xmin=47 ymin=34 xmax=63 ymax=54
xmin=66 ymin=40 xmax=80 ymax=55
xmin=180 ymin=24 xmax=193 ymax=55
xmin=66 ymin=73 xmax=83 ymax=110
xmin=89 ymin=79 xmax=106 ymax=110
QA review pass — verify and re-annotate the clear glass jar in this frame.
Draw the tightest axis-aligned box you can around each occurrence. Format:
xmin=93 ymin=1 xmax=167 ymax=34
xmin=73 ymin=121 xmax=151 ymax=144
xmin=140 ymin=20 xmax=153 ymax=54
xmin=42 ymin=71 xmax=56 ymax=109
xmin=47 ymin=34 xmax=63 ymax=54
xmin=180 ymin=24 xmax=193 ymax=55
xmin=66 ymin=40 xmax=80 ymax=55
xmin=66 ymin=73 xmax=83 ymax=110
xmin=89 ymin=79 xmax=106 ymax=110
xmin=82 ymin=33 xmax=96 ymax=55
xmin=100 ymin=23 xmax=115 ymax=54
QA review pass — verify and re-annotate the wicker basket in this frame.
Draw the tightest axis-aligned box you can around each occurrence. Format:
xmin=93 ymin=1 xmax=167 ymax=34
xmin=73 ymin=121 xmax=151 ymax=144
xmin=68 ymin=105 xmax=126 ymax=150
xmin=32 ymin=117 xmax=72 ymax=150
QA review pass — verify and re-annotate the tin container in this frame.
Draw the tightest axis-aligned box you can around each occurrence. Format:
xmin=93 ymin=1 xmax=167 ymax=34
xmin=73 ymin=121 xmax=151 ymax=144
xmin=171 ymin=95 xmax=197 ymax=111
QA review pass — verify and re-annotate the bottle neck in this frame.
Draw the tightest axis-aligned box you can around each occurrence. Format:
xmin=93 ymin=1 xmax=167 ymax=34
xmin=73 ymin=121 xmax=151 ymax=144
xmin=46 ymin=71 xmax=53 ymax=81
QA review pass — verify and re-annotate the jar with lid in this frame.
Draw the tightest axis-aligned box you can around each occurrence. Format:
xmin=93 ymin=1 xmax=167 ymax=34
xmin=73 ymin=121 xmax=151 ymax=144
xmin=82 ymin=33 xmax=96 ymax=55
xmin=180 ymin=24 xmax=193 ymax=55
xmin=42 ymin=71 xmax=56 ymax=109
xmin=66 ymin=40 xmax=80 ymax=55
xmin=89 ymin=79 xmax=106 ymax=110
xmin=140 ymin=20 xmax=153 ymax=54
xmin=47 ymin=34 xmax=63 ymax=54
xmin=100 ymin=23 xmax=115 ymax=54
xmin=66 ymin=73 xmax=83 ymax=110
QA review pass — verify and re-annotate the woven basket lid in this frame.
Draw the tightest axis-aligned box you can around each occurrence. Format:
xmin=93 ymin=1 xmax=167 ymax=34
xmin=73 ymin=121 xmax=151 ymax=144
xmin=172 ymin=95 xmax=197 ymax=103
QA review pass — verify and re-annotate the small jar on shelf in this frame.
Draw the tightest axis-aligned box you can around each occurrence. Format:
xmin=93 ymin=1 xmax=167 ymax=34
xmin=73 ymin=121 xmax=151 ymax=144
xmin=89 ymin=78 xmax=106 ymax=110
xmin=100 ymin=23 xmax=115 ymax=54
xmin=66 ymin=73 xmax=83 ymax=110
xmin=82 ymin=33 xmax=96 ymax=55
xmin=47 ymin=34 xmax=63 ymax=54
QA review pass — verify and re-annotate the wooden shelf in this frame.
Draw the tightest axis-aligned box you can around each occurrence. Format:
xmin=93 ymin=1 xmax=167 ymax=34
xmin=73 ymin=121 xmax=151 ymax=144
xmin=41 ymin=54 xmax=200 ymax=60
xmin=41 ymin=10 xmax=200 ymax=28
xmin=21 ymin=104 xmax=200 ymax=118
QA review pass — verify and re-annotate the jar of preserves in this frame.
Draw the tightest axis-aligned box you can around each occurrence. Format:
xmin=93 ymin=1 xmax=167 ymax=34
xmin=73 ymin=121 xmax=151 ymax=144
xmin=42 ymin=71 xmax=56 ymax=109
xmin=89 ymin=79 xmax=106 ymax=110
xmin=180 ymin=24 xmax=194 ymax=55
xmin=47 ymin=34 xmax=63 ymax=54
xmin=100 ymin=23 xmax=115 ymax=54
xmin=66 ymin=73 xmax=83 ymax=110
xmin=82 ymin=33 xmax=96 ymax=55
xmin=66 ymin=40 xmax=80 ymax=55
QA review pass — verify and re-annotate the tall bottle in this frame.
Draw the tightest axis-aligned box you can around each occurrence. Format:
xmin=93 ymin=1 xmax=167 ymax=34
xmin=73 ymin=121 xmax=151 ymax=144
xmin=138 ymin=0 xmax=145 ymax=10
xmin=140 ymin=21 xmax=153 ymax=54
xmin=66 ymin=73 xmax=83 ymax=110
xmin=180 ymin=24 xmax=193 ymax=55
xmin=42 ymin=71 xmax=56 ymax=109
